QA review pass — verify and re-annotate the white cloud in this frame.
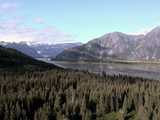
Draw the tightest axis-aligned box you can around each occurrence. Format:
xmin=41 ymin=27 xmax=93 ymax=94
xmin=0 ymin=2 xmax=76 ymax=44
xmin=0 ymin=34 xmax=35 ymax=43
xmin=0 ymin=2 xmax=18 ymax=13
xmin=34 ymin=17 xmax=45 ymax=24
xmin=0 ymin=19 xmax=75 ymax=44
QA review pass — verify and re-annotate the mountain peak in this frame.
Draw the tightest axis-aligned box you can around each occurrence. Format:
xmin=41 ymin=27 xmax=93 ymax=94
xmin=103 ymin=32 xmax=125 ymax=37
xmin=55 ymin=26 xmax=160 ymax=61
xmin=99 ymin=32 xmax=128 ymax=41
xmin=147 ymin=26 xmax=160 ymax=35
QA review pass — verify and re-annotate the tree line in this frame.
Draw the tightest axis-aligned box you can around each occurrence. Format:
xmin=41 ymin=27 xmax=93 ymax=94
xmin=0 ymin=69 xmax=160 ymax=120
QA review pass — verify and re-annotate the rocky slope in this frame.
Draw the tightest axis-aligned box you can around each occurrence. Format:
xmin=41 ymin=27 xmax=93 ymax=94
xmin=55 ymin=27 xmax=160 ymax=61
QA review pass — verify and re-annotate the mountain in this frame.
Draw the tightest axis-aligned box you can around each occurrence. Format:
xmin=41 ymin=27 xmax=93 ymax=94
xmin=0 ymin=46 xmax=59 ymax=71
xmin=0 ymin=42 xmax=41 ymax=58
xmin=134 ymin=27 xmax=160 ymax=60
xmin=31 ymin=42 xmax=82 ymax=58
xmin=0 ymin=42 xmax=82 ymax=58
xmin=55 ymin=27 xmax=160 ymax=61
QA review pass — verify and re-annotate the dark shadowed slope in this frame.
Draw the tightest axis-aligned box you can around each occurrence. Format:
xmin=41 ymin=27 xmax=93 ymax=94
xmin=0 ymin=42 xmax=41 ymax=58
xmin=0 ymin=46 xmax=60 ymax=71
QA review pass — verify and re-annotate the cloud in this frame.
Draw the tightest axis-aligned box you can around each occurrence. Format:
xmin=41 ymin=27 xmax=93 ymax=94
xmin=0 ymin=18 xmax=21 ymax=30
xmin=0 ymin=19 xmax=75 ymax=44
xmin=34 ymin=17 xmax=45 ymax=24
xmin=0 ymin=2 xmax=18 ymax=13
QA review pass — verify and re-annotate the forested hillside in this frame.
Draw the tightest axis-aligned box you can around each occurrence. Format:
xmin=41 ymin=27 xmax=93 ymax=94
xmin=0 ymin=69 xmax=160 ymax=120
xmin=0 ymin=46 xmax=59 ymax=71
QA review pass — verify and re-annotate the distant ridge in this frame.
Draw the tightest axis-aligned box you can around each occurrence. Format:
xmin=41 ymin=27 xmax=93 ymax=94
xmin=0 ymin=41 xmax=82 ymax=58
xmin=0 ymin=46 xmax=60 ymax=71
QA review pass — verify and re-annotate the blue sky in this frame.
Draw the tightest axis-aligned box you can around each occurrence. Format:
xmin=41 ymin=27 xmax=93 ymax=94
xmin=0 ymin=0 xmax=160 ymax=43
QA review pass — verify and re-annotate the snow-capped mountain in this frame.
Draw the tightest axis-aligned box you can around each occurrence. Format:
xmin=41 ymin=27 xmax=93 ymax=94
xmin=0 ymin=41 xmax=41 ymax=58
xmin=31 ymin=43 xmax=82 ymax=58
xmin=0 ymin=41 xmax=82 ymax=58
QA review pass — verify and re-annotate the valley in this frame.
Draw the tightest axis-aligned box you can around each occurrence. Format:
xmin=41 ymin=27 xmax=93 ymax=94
xmin=1 ymin=0 xmax=160 ymax=119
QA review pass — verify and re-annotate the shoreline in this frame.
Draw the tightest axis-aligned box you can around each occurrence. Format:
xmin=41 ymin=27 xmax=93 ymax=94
xmin=51 ymin=59 xmax=160 ymax=64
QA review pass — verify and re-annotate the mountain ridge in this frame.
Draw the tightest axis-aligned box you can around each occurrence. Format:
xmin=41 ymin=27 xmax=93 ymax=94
xmin=55 ymin=27 xmax=160 ymax=61
xmin=0 ymin=41 xmax=82 ymax=58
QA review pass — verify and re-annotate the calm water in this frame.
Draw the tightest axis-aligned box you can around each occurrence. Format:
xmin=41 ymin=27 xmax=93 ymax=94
xmin=38 ymin=58 xmax=160 ymax=80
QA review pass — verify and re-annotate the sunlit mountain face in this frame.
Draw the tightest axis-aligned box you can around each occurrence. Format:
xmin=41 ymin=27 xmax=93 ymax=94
xmin=55 ymin=27 xmax=160 ymax=61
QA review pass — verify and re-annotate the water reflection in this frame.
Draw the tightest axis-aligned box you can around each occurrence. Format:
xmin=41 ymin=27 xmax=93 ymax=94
xmin=38 ymin=58 xmax=160 ymax=80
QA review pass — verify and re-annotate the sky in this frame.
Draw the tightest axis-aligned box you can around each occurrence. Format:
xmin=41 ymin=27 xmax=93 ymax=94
xmin=0 ymin=0 xmax=160 ymax=44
